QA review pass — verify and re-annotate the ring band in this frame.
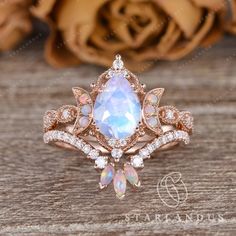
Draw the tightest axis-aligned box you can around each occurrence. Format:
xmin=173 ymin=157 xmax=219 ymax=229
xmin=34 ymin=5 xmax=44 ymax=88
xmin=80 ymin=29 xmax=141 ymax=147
xmin=43 ymin=55 xmax=193 ymax=199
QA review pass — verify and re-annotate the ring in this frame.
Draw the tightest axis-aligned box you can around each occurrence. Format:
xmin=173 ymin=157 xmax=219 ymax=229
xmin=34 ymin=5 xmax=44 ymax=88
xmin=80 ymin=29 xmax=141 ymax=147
xmin=43 ymin=55 xmax=193 ymax=199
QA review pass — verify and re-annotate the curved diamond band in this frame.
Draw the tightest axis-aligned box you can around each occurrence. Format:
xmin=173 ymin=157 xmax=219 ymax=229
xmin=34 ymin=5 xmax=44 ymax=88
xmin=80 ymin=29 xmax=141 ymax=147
xmin=43 ymin=55 xmax=193 ymax=199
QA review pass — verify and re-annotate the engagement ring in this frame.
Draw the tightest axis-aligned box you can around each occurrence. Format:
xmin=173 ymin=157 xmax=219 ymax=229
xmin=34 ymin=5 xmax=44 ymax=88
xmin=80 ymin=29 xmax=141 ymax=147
xmin=43 ymin=55 xmax=193 ymax=199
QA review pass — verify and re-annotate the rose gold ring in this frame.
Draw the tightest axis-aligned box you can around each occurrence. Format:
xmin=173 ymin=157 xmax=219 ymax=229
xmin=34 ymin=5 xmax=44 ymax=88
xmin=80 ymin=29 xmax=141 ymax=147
xmin=43 ymin=55 xmax=193 ymax=199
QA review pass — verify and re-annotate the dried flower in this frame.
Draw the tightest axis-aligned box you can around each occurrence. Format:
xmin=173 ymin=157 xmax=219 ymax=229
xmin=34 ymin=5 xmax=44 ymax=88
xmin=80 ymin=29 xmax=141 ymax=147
xmin=0 ymin=0 xmax=33 ymax=51
xmin=32 ymin=0 xmax=226 ymax=71
xmin=225 ymin=0 xmax=236 ymax=34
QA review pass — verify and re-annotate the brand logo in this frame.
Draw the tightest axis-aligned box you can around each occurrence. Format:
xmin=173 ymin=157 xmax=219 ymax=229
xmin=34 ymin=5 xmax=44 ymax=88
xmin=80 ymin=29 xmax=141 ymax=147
xmin=157 ymin=172 xmax=188 ymax=208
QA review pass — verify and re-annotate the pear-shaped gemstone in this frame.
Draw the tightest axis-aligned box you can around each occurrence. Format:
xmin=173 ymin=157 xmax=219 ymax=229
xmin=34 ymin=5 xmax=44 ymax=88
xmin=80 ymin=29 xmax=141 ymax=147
xmin=113 ymin=170 xmax=127 ymax=199
xmin=100 ymin=164 xmax=115 ymax=187
xmin=124 ymin=164 xmax=140 ymax=187
xmin=94 ymin=72 xmax=142 ymax=139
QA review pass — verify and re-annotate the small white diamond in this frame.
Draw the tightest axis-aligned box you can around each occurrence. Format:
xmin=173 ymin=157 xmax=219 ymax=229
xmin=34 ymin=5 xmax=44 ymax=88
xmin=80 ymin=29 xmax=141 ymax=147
xmin=119 ymin=139 xmax=127 ymax=147
xmin=139 ymin=148 xmax=149 ymax=158
xmin=108 ymin=139 xmax=117 ymax=147
xmin=161 ymin=136 xmax=167 ymax=144
xmin=113 ymin=55 xmax=124 ymax=70
xmin=154 ymin=139 xmax=161 ymax=148
xmin=166 ymin=133 xmax=173 ymax=141
xmin=131 ymin=155 xmax=144 ymax=168
xmin=65 ymin=135 xmax=73 ymax=143
xmin=62 ymin=109 xmax=70 ymax=119
xmin=75 ymin=139 xmax=84 ymax=149
xmin=88 ymin=149 xmax=100 ymax=160
xmin=175 ymin=132 xmax=181 ymax=139
xmin=95 ymin=156 xmax=108 ymax=169
xmin=82 ymin=144 xmax=91 ymax=154
xmin=58 ymin=132 xmax=65 ymax=140
xmin=111 ymin=149 xmax=123 ymax=159
xmin=147 ymin=143 xmax=155 ymax=154
xmin=184 ymin=136 xmax=190 ymax=144
xmin=166 ymin=109 xmax=174 ymax=120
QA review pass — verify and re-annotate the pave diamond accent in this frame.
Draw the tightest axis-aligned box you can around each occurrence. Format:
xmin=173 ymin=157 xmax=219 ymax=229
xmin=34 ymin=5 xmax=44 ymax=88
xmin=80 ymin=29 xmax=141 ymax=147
xmin=43 ymin=110 xmax=57 ymax=131
xmin=130 ymin=130 xmax=190 ymax=168
xmin=43 ymin=131 xmax=107 ymax=168
xmin=131 ymin=155 xmax=144 ymax=168
xmin=95 ymin=156 xmax=108 ymax=169
xmin=111 ymin=148 xmax=123 ymax=161
xmin=143 ymin=88 xmax=164 ymax=135
xmin=113 ymin=55 xmax=124 ymax=70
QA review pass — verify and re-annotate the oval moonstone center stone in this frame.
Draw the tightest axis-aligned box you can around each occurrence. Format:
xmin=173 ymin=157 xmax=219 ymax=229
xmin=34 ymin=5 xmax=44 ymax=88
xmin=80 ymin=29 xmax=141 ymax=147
xmin=94 ymin=72 xmax=142 ymax=139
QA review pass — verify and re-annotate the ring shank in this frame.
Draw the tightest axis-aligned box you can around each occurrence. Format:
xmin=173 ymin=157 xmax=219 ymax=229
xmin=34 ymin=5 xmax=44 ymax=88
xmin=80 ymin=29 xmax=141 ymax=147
xmin=47 ymin=125 xmax=181 ymax=155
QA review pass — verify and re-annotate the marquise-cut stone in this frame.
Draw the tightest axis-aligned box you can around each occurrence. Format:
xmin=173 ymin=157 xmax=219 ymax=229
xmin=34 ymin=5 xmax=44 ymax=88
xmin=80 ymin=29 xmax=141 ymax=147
xmin=94 ymin=72 xmax=142 ymax=139
xmin=124 ymin=164 xmax=139 ymax=186
xmin=114 ymin=170 xmax=126 ymax=199
xmin=100 ymin=164 xmax=115 ymax=187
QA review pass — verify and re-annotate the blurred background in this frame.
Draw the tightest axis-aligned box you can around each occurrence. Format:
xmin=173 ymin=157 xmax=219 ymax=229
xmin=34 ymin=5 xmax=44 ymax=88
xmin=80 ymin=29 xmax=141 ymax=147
xmin=0 ymin=0 xmax=235 ymax=71
xmin=0 ymin=1 xmax=236 ymax=235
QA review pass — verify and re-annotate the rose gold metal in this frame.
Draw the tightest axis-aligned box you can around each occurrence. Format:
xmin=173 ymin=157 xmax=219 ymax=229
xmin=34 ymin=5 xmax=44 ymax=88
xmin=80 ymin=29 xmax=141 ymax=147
xmin=43 ymin=55 xmax=193 ymax=199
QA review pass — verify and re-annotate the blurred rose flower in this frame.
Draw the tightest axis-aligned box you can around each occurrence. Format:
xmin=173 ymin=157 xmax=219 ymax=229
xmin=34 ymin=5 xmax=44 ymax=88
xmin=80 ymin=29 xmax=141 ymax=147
xmin=0 ymin=0 xmax=33 ymax=51
xmin=226 ymin=0 xmax=236 ymax=34
xmin=32 ymin=0 xmax=226 ymax=71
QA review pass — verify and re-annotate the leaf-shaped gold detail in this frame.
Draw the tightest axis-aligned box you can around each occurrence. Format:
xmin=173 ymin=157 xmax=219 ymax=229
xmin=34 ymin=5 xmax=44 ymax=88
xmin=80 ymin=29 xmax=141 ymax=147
xmin=179 ymin=111 xmax=194 ymax=132
xmin=43 ymin=110 xmax=57 ymax=132
xmin=57 ymin=105 xmax=77 ymax=123
xmin=143 ymin=88 xmax=164 ymax=135
xmin=72 ymin=87 xmax=93 ymax=135
xmin=158 ymin=106 xmax=180 ymax=125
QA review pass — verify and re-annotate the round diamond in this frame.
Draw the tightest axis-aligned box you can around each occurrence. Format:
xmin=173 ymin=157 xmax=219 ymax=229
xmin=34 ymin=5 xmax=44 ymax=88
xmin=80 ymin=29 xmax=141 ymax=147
xmin=108 ymin=139 xmax=117 ymax=147
xmin=147 ymin=143 xmax=155 ymax=153
xmin=88 ymin=149 xmax=100 ymax=160
xmin=111 ymin=149 xmax=123 ymax=159
xmin=82 ymin=144 xmax=91 ymax=154
xmin=119 ymin=139 xmax=127 ymax=147
xmin=113 ymin=55 xmax=124 ymax=70
xmin=131 ymin=155 xmax=144 ymax=168
xmin=95 ymin=156 xmax=108 ymax=169
xmin=75 ymin=139 xmax=84 ymax=149
xmin=166 ymin=109 xmax=174 ymax=120
xmin=62 ymin=109 xmax=70 ymax=119
xmin=139 ymin=148 xmax=150 ymax=158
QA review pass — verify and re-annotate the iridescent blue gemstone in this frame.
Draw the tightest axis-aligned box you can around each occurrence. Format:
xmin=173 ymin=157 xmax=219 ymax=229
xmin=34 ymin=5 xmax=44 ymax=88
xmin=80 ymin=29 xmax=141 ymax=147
xmin=94 ymin=72 xmax=142 ymax=139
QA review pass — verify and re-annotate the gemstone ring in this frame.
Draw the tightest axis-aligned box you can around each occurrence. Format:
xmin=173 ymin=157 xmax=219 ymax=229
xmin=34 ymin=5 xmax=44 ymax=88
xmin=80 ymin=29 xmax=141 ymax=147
xmin=43 ymin=55 xmax=193 ymax=199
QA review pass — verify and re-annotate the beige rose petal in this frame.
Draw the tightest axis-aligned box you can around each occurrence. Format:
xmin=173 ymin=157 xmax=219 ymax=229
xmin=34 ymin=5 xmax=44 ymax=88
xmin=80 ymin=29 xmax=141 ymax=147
xmin=164 ymin=12 xmax=215 ymax=60
xmin=154 ymin=0 xmax=203 ymax=38
xmin=0 ymin=2 xmax=32 ymax=51
xmin=31 ymin=0 xmax=56 ymax=18
xmin=225 ymin=0 xmax=236 ymax=34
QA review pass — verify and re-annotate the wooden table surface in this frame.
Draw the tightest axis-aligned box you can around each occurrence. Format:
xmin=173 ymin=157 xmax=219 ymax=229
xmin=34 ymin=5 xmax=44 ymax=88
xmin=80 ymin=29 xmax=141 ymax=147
xmin=0 ymin=36 xmax=235 ymax=236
